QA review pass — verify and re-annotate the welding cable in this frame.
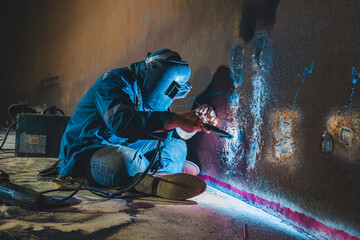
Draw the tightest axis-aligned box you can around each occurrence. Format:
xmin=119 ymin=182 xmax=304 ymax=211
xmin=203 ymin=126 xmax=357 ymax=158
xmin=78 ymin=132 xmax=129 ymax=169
xmin=109 ymin=139 xmax=162 ymax=195
xmin=0 ymin=121 xmax=17 ymax=150
xmin=38 ymin=161 xmax=60 ymax=180
xmin=40 ymin=186 xmax=83 ymax=194
xmin=39 ymin=179 xmax=117 ymax=204
xmin=58 ymin=140 xmax=162 ymax=199
xmin=79 ymin=140 xmax=163 ymax=198
xmin=41 ymin=180 xmax=85 ymax=207
xmin=149 ymin=142 xmax=161 ymax=175
xmin=39 ymin=140 xmax=162 ymax=200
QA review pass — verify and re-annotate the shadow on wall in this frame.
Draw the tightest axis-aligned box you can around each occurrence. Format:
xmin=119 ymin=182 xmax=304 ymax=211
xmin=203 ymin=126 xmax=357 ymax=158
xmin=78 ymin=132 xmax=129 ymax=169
xmin=187 ymin=0 xmax=280 ymax=185
xmin=240 ymin=0 xmax=280 ymax=42
xmin=187 ymin=65 xmax=248 ymax=178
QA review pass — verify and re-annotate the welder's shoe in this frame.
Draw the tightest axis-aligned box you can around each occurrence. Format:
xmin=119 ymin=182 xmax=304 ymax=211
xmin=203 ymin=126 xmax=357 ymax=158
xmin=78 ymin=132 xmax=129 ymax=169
xmin=134 ymin=173 xmax=206 ymax=200
xmin=182 ymin=160 xmax=200 ymax=176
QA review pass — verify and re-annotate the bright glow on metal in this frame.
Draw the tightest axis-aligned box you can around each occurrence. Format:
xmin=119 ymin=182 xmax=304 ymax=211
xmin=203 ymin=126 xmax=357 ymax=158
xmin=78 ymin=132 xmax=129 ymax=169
xmin=195 ymin=186 xmax=314 ymax=240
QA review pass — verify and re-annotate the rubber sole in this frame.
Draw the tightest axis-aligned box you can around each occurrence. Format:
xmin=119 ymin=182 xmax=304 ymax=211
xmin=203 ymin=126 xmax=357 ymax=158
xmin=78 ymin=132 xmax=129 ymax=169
xmin=134 ymin=173 xmax=207 ymax=200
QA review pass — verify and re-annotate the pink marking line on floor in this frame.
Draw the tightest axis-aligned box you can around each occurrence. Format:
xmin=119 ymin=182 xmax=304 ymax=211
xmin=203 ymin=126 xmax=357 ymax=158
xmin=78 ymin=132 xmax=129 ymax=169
xmin=199 ymin=174 xmax=359 ymax=240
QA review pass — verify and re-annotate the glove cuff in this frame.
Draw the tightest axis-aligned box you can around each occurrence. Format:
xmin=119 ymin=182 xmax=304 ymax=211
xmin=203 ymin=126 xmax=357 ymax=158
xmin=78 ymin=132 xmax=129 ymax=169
xmin=175 ymin=127 xmax=197 ymax=140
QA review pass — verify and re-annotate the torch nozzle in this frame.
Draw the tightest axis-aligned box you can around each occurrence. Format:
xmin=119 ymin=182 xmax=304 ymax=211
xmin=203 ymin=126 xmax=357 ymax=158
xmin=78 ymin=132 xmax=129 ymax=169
xmin=204 ymin=124 xmax=234 ymax=139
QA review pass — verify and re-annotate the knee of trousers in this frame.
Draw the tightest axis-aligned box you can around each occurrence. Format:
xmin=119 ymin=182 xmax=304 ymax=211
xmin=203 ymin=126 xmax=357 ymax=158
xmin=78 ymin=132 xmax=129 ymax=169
xmin=88 ymin=146 xmax=148 ymax=187
xmin=157 ymin=138 xmax=188 ymax=173
xmin=165 ymin=138 xmax=188 ymax=159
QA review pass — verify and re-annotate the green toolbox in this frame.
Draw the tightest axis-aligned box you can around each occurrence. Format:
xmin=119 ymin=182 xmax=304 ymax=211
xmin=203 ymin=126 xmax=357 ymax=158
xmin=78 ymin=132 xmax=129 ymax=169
xmin=15 ymin=113 xmax=70 ymax=158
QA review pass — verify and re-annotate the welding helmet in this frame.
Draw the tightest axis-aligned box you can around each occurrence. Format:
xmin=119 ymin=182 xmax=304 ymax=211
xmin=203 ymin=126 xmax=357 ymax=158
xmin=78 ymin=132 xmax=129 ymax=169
xmin=142 ymin=50 xmax=191 ymax=111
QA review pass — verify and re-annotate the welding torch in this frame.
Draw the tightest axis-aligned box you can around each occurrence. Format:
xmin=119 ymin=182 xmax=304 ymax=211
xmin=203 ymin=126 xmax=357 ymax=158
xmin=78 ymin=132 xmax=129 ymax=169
xmin=194 ymin=104 xmax=234 ymax=139
xmin=204 ymin=123 xmax=234 ymax=139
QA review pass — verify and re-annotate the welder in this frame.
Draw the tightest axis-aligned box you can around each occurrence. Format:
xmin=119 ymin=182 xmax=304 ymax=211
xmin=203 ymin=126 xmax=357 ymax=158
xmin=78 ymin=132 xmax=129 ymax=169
xmin=58 ymin=48 xmax=218 ymax=200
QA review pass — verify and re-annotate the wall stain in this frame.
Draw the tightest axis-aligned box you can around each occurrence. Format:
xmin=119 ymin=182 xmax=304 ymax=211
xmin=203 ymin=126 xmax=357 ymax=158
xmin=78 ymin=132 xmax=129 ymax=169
xmin=145 ymin=10 xmax=150 ymax=28
xmin=40 ymin=76 xmax=59 ymax=91
xmin=247 ymin=32 xmax=272 ymax=170
xmin=274 ymin=116 xmax=295 ymax=157
xmin=239 ymin=0 xmax=280 ymax=43
xmin=268 ymin=109 xmax=301 ymax=169
xmin=326 ymin=109 xmax=360 ymax=162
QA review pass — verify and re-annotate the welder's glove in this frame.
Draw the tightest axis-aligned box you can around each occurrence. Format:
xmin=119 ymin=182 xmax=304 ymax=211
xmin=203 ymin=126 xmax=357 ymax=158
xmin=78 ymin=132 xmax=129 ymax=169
xmin=194 ymin=104 xmax=218 ymax=126
xmin=175 ymin=104 xmax=218 ymax=140
xmin=175 ymin=127 xmax=197 ymax=140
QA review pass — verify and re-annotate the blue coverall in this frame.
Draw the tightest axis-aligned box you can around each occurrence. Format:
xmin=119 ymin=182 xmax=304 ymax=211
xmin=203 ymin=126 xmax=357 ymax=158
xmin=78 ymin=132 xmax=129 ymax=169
xmin=58 ymin=67 xmax=187 ymax=187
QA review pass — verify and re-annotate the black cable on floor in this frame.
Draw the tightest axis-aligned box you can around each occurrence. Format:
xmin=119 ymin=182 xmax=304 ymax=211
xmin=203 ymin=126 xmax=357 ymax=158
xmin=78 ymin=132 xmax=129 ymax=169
xmin=38 ymin=140 xmax=163 ymax=203
xmin=43 ymin=180 xmax=85 ymax=206
xmin=0 ymin=121 xmax=16 ymax=150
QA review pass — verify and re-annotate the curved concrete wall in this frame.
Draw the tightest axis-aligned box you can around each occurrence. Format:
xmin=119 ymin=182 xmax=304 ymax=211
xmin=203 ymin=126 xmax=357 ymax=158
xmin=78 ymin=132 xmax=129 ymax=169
xmin=1 ymin=0 xmax=359 ymax=239
xmin=192 ymin=1 xmax=360 ymax=239
xmin=1 ymin=0 xmax=241 ymax=120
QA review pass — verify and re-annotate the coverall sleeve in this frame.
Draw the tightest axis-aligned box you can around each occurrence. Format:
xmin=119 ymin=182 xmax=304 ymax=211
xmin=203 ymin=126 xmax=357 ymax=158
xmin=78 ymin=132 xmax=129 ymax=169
xmin=94 ymin=72 xmax=174 ymax=139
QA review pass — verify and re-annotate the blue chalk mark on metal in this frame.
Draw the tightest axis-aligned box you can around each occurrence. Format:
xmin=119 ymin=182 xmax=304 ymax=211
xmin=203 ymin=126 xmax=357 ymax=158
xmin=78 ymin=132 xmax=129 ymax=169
xmin=247 ymin=32 xmax=273 ymax=169
xmin=222 ymin=125 xmax=246 ymax=175
xmin=220 ymin=44 xmax=246 ymax=174
xmin=248 ymin=74 xmax=265 ymax=169
xmin=292 ymin=88 xmax=300 ymax=110
xmin=349 ymin=66 xmax=360 ymax=107
xmin=297 ymin=60 xmax=314 ymax=84
xmin=224 ymin=32 xmax=272 ymax=171
xmin=230 ymin=44 xmax=244 ymax=87
xmin=292 ymin=60 xmax=314 ymax=110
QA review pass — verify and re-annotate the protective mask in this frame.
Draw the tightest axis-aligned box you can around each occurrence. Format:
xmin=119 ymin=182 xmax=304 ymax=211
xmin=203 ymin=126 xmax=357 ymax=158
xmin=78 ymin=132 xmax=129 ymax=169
xmin=143 ymin=59 xmax=191 ymax=111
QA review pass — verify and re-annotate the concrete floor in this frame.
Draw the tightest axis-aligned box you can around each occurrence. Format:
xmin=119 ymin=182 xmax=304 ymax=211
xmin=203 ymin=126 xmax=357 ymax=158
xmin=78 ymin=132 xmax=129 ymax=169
xmin=0 ymin=131 xmax=313 ymax=240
